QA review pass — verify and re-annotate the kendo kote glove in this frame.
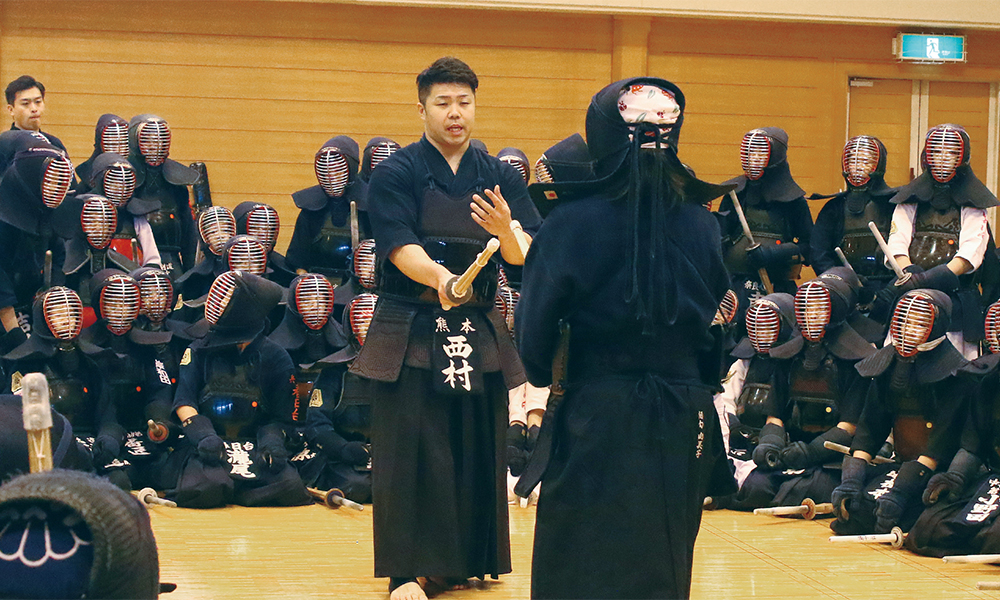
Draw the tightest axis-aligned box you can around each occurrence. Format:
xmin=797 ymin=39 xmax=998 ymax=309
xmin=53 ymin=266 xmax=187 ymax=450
xmin=506 ymin=423 xmax=528 ymax=477
xmin=893 ymin=264 xmax=960 ymax=295
xmin=923 ymin=448 xmax=983 ymax=506
xmin=182 ymin=414 xmax=225 ymax=465
xmin=313 ymin=429 xmax=369 ymax=466
xmin=780 ymin=426 xmax=853 ymax=471
xmin=258 ymin=424 xmax=290 ymax=473
xmin=874 ymin=459 xmax=933 ymax=533
xmin=752 ymin=422 xmax=787 ymax=470
xmin=747 ymin=242 xmax=801 ymax=270
xmin=831 ymin=455 xmax=868 ymax=522
xmin=92 ymin=434 xmax=121 ymax=468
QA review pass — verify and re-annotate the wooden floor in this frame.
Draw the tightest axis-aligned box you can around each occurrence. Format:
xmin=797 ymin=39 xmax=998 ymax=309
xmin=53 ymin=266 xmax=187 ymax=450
xmin=148 ymin=503 xmax=1000 ymax=599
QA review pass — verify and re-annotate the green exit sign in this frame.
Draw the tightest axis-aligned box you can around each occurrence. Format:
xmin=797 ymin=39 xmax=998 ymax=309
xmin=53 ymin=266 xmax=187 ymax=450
xmin=894 ymin=33 xmax=966 ymax=63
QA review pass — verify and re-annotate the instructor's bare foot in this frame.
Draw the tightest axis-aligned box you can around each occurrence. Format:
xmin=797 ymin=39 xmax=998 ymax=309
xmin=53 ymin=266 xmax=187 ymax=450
xmin=390 ymin=582 xmax=427 ymax=600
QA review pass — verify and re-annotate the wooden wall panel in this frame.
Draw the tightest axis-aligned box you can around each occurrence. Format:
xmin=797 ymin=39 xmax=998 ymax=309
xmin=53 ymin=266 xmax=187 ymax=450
xmin=1 ymin=1 xmax=612 ymax=253
xmin=847 ymin=78 xmax=913 ymax=187
xmin=927 ymin=81 xmax=993 ymax=182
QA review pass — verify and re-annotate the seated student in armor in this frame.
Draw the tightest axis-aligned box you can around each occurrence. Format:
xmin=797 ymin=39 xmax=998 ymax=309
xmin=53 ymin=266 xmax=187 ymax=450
xmin=84 ymin=152 xmax=161 ymax=267
xmin=717 ymin=127 xmax=813 ymax=336
xmin=905 ymin=300 xmax=1000 ymax=556
xmin=126 ymin=114 xmax=200 ymax=279
xmin=80 ymin=269 xmax=176 ymax=491
xmin=2 ymin=287 xmax=115 ymax=481
xmin=233 ymin=201 xmax=296 ymax=287
xmin=74 ymin=113 xmax=129 ymax=192
xmin=811 ymin=136 xmax=897 ymax=322
xmin=831 ymin=289 xmax=971 ymax=535
xmin=714 ymin=271 xmax=877 ymax=511
xmin=0 ymin=135 xmax=73 ymax=343
xmin=167 ymin=270 xmax=311 ymax=508
xmin=881 ymin=124 xmax=999 ymax=359
xmin=270 ymin=268 xmax=374 ymax=503
xmin=359 ymin=136 xmax=402 ymax=185
xmin=286 ymin=135 xmax=368 ymax=283
xmin=174 ymin=205 xmax=237 ymax=305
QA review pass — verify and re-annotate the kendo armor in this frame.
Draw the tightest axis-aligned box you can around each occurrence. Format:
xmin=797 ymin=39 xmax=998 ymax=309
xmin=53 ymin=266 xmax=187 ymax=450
xmin=986 ymin=301 xmax=1000 ymax=354
xmin=36 ymin=149 xmax=74 ymax=210
xmin=346 ymin=293 xmax=377 ymax=347
xmin=495 ymin=286 xmax=520 ymax=335
xmin=82 ymin=196 xmax=118 ymax=254
xmin=101 ymin=161 xmax=136 ymax=209
xmin=135 ymin=268 xmax=174 ymax=325
xmin=839 ymin=136 xmax=894 ymax=279
xmin=135 ymin=118 xmax=170 ymax=168
xmin=353 ymin=240 xmax=377 ymax=290
xmin=712 ymin=289 xmax=739 ymax=326
xmin=39 ymin=288 xmax=95 ymax=429
xmin=295 ymin=274 xmax=336 ymax=332
xmin=741 ymin=129 xmax=772 ymax=181
xmin=241 ymin=203 xmax=280 ymax=254
xmin=130 ymin=115 xmax=197 ymax=255
xmin=788 ymin=280 xmax=841 ymax=432
xmin=843 ymin=135 xmax=883 ymax=188
xmin=95 ymin=273 xmax=148 ymax=427
xmin=923 ymin=124 xmax=968 ymax=184
xmin=316 ymin=144 xmax=351 ymax=198
xmin=98 ymin=273 xmax=140 ymax=336
xmin=908 ymin=203 xmax=960 ymax=270
xmin=198 ymin=272 xmax=264 ymax=439
xmin=498 ymin=148 xmax=530 ymax=184
xmin=736 ymin=295 xmax=793 ymax=429
xmin=363 ymin=138 xmax=401 ymax=181
xmin=99 ymin=117 xmax=129 ymax=157
xmin=198 ymin=206 xmax=237 ymax=257
xmin=223 ymin=235 xmax=268 ymax=276
xmin=885 ymin=290 xmax=950 ymax=455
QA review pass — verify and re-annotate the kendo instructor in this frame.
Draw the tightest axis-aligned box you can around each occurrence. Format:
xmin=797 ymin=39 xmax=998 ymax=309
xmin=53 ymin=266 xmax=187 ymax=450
xmin=350 ymin=57 xmax=541 ymax=600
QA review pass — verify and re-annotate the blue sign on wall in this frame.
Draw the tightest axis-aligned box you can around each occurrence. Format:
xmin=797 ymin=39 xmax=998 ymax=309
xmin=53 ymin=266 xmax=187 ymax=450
xmin=895 ymin=33 xmax=966 ymax=63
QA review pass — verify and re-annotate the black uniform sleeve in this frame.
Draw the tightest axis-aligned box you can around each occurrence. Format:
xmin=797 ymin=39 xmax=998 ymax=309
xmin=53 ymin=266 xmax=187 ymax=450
xmin=257 ymin=340 xmax=297 ymax=428
xmin=924 ymin=376 xmax=970 ymax=464
xmin=810 ymin=197 xmax=845 ymax=275
xmin=851 ymin=377 xmax=895 ymax=457
xmin=515 ymin=220 xmax=575 ymax=387
xmin=367 ymin=155 xmax=422 ymax=266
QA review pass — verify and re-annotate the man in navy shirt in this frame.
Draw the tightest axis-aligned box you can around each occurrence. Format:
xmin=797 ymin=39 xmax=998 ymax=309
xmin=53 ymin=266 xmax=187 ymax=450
xmin=351 ymin=57 xmax=540 ymax=600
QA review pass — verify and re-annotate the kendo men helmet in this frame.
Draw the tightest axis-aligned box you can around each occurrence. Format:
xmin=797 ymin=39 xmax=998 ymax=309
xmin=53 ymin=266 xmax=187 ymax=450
xmin=233 ymin=201 xmax=280 ymax=254
xmin=890 ymin=289 xmax=951 ymax=358
xmin=497 ymin=148 xmax=530 ymax=184
xmin=315 ymin=136 xmax=360 ymax=198
xmin=361 ymin=137 xmax=401 ymax=182
xmin=89 ymin=153 xmax=137 ymax=209
xmin=292 ymin=273 xmax=336 ymax=330
xmin=128 ymin=114 xmax=171 ymax=168
xmin=131 ymin=267 xmax=174 ymax=324
xmin=842 ymin=135 xmax=887 ymax=189
xmin=92 ymin=270 xmax=141 ymax=336
xmin=745 ymin=293 xmax=796 ymax=354
xmin=921 ymin=124 xmax=970 ymax=184
xmin=740 ymin=127 xmax=789 ymax=181
xmin=197 ymin=206 xmax=237 ymax=256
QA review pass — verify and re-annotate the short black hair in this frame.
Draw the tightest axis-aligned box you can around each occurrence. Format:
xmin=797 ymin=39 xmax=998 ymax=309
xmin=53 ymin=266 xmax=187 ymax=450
xmin=416 ymin=57 xmax=478 ymax=105
xmin=5 ymin=75 xmax=44 ymax=105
